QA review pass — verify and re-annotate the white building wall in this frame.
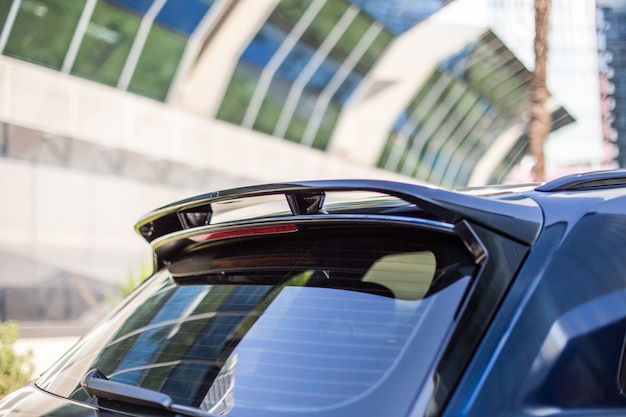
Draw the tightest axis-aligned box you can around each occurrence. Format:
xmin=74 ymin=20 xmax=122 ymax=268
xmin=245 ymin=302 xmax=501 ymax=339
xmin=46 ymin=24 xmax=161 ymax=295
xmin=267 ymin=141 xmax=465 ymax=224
xmin=0 ymin=55 xmax=414 ymax=285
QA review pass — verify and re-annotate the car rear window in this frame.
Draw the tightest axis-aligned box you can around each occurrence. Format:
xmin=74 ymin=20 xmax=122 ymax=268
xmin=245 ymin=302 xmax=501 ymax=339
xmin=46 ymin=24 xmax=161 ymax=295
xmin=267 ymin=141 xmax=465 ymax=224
xmin=37 ymin=225 xmax=476 ymax=417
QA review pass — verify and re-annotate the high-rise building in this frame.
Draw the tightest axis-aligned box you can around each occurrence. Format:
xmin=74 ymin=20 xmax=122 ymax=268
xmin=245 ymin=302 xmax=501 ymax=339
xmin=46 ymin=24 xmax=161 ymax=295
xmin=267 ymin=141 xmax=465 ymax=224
xmin=487 ymin=0 xmax=610 ymax=177
xmin=597 ymin=0 xmax=626 ymax=167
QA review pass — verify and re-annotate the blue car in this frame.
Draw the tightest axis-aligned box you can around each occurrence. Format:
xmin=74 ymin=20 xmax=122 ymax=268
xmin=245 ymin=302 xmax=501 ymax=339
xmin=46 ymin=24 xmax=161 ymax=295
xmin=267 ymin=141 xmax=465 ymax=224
xmin=3 ymin=170 xmax=626 ymax=417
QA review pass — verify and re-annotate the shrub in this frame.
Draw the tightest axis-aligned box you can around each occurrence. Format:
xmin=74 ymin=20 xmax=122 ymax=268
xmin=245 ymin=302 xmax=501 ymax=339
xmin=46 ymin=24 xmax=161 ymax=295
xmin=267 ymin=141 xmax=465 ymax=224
xmin=0 ymin=321 xmax=33 ymax=399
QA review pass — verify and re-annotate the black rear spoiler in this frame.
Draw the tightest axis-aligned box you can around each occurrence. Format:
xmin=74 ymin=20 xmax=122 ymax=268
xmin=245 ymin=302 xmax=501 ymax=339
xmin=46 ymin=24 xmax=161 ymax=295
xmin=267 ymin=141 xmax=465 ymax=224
xmin=135 ymin=180 xmax=542 ymax=247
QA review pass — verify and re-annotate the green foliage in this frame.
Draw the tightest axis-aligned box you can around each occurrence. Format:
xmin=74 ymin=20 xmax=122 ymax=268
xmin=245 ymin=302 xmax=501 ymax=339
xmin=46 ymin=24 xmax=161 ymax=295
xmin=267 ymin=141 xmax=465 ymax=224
xmin=106 ymin=264 xmax=152 ymax=307
xmin=0 ymin=321 xmax=33 ymax=399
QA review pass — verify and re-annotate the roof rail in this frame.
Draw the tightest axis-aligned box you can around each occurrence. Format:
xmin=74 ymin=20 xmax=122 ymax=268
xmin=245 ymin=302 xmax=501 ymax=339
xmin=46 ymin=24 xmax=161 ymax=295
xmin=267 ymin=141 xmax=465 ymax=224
xmin=535 ymin=169 xmax=626 ymax=192
xmin=135 ymin=180 xmax=543 ymax=246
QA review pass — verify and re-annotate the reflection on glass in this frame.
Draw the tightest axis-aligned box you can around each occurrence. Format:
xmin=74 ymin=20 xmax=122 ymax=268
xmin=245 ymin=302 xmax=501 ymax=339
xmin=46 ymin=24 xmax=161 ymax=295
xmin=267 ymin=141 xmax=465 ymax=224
xmin=270 ymin=0 xmax=314 ymax=33
xmin=154 ymin=0 xmax=215 ymax=37
xmin=254 ymin=80 xmax=289 ymax=135
xmin=0 ymin=1 xmax=12 ymax=32
xmin=330 ymin=10 xmax=370 ymax=66
xmin=1 ymin=0 xmax=215 ymax=102
xmin=201 ymin=353 xmax=237 ymax=414
xmin=4 ymin=0 xmax=86 ymax=69
xmin=217 ymin=0 xmax=393 ymax=149
xmin=308 ymin=102 xmax=340 ymax=149
xmin=241 ymin=23 xmax=285 ymax=69
xmin=377 ymin=31 xmax=530 ymax=188
xmin=347 ymin=0 xmax=450 ymax=35
xmin=127 ymin=24 xmax=186 ymax=101
xmin=71 ymin=1 xmax=141 ymax=86
xmin=107 ymin=0 xmax=153 ymax=15
xmin=217 ymin=65 xmax=261 ymax=125
xmin=37 ymin=227 xmax=475 ymax=416
xmin=78 ymin=268 xmax=453 ymax=411
xmin=305 ymin=0 xmax=349 ymax=43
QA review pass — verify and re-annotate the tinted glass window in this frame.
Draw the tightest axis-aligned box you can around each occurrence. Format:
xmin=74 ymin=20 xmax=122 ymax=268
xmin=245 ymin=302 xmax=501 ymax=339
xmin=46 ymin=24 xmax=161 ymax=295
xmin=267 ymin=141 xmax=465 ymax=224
xmin=37 ymin=226 xmax=475 ymax=416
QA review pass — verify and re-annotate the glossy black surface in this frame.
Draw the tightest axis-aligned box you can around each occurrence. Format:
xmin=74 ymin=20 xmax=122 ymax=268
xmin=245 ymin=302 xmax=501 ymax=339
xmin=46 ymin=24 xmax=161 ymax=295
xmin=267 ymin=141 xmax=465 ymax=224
xmin=135 ymin=179 xmax=543 ymax=247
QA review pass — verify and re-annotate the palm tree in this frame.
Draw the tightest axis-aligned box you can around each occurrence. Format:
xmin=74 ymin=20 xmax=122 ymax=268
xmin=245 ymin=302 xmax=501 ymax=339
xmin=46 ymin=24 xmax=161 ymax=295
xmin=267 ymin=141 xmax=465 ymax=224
xmin=528 ymin=0 xmax=551 ymax=182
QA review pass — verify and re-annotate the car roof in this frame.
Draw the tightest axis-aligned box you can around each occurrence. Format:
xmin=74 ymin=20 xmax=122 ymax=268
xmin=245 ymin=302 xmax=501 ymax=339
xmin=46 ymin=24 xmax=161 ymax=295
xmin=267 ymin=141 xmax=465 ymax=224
xmin=535 ymin=169 xmax=626 ymax=191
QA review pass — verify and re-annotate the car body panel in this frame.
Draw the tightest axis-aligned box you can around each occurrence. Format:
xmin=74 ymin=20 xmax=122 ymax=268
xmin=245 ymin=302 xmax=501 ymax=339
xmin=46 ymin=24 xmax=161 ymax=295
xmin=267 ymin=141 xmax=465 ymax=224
xmin=443 ymin=189 xmax=626 ymax=417
xmin=0 ymin=384 xmax=103 ymax=417
xmin=5 ymin=170 xmax=626 ymax=417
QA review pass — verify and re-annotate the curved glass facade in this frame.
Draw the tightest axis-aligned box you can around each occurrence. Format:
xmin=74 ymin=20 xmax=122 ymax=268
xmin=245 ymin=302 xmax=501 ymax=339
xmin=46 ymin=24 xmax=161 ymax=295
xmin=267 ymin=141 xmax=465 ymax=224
xmin=487 ymin=0 xmax=606 ymax=172
xmin=217 ymin=0 xmax=397 ymax=150
xmin=377 ymin=30 xmax=569 ymax=188
xmin=215 ymin=0 xmax=455 ymax=150
xmin=0 ymin=0 xmax=573 ymax=184
xmin=1 ymin=0 xmax=454 ymax=151
xmin=2 ymin=1 xmax=87 ymax=70
xmin=0 ymin=0 xmax=217 ymax=101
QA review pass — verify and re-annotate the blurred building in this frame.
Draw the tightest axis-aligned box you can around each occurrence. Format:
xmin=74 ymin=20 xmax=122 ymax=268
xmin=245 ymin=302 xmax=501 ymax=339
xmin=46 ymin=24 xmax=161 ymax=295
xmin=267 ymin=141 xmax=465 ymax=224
xmin=0 ymin=0 xmax=575 ymax=334
xmin=597 ymin=0 xmax=626 ymax=167
xmin=487 ymin=0 xmax=614 ymax=178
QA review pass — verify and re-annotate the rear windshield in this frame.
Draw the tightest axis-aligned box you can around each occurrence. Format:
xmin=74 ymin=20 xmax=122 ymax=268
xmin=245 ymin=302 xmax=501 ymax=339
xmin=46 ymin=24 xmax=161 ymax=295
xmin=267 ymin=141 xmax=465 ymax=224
xmin=37 ymin=225 xmax=476 ymax=417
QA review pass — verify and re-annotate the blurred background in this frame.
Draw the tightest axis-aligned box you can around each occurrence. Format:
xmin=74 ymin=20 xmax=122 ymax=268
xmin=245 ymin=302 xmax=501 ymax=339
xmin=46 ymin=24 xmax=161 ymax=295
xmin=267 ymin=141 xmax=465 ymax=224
xmin=0 ymin=0 xmax=623 ymax=374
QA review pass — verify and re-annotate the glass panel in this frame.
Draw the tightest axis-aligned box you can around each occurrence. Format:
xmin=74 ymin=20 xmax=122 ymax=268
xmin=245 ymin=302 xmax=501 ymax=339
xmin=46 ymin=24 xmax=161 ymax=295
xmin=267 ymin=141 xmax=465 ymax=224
xmin=240 ymin=22 xmax=285 ymax=68
xmin=414 ymin=80 xmax=464 ymax=179
xmin=107 ymin=0 xmax=153 ymax=15
xmin=127 ymin=25 xmax=186 ymax=101
xmin=0 ymin=1 xmax=12 ymax=32
xmin=281 ymin=59 xmax=340 ymax=143
xmin=332 ymin=70 xmax=363 ymax=104
xmin=415 ymin=71 xmax=455 ymax=133
xmin=218 ymin=0 xmax=386 ymax=145
xmin=377 ymin=137 xmax=395 ymax=168
xmin=155 ymin=0 xmax=214 ymax=37
xmin=284 ymin=95 xmax=311 ymax=143
xmin=358 ymin=26 xmax=394 ymax=72
xmin=303 ymin=0 xmax=349 ymax=45
xmin=275 ymin=41 xmax=315 ymax=83
xmin=71 ymin=1 xmax=141 ymax=86
xmin=347 ymin=0 xmax=448 ymax=35
xmin=310 ymin=102 xmax=340 ymax=149
xmin=253 ymin=81 xmax=288 ymax=135
xmin=382 ymin=71 xmax=446 ymax=170
xmin=268 ymin=0 xmax=314 ymax=32
xmin=3 ymin=0 xmax=87 ymax=69
xmin=407 ymin=71 xmax=443 ymax=117
xmin=217 ymin=64 xmax=261 ymax=125
xmin=330 ymin=10 xmax=370 ymax=70
xmin=305 ymin=55 xmax=341 ymax=91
